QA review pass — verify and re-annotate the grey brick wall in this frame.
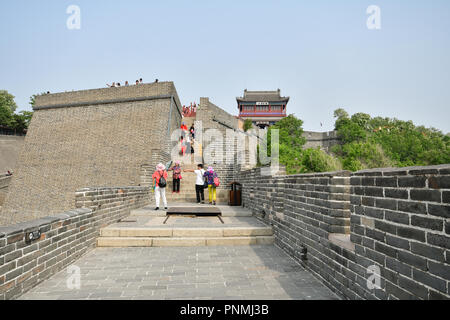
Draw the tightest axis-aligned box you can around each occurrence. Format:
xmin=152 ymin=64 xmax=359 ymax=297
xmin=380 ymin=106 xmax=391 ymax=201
xmin=350 ymin=165 xmax=450 ymax=300
xmin=238 ymin=164 xmax=450 ymax=300
xmin=0 ymin=186 xmax=150 ymax=300
xmin=303 ymin=130 xmax=341 ymax=152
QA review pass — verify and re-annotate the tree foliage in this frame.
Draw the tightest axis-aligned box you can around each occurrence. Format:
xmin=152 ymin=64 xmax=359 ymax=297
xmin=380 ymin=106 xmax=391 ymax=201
xmin=0 ymin=90 xmax=17 ymax=112
xmin=243 ymin=119 xmax=253 ymax=132
xmin=332 ymin=109 xmax=450 ymax=170
xmin=264 ymin=115 xmax=341 ymax=174
xmin=0 ymin=104 xmax=13 ymax=127
xmin=0 ymin=90 xmax=33 ymax=132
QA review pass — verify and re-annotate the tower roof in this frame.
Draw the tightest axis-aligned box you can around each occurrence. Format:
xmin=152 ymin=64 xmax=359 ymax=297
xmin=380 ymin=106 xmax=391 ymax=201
xmin=236 ymin=89 xmax=289 ymax=103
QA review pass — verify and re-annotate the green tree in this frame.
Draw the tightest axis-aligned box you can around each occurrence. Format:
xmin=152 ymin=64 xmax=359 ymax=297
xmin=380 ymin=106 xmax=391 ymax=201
xmin=332 ymin=108 xmax=450 ymax=171
xmin=0 ymin=90 xmax=18 ymax=112
xmin=0 ymin=104 xmax=13 ymax=127
xmin=10 ymin=111 xmax=33 ymax=132
xmin=243 ymin=119 xmax=253 ymax=132
xmin=333 ymin=108 xmax=349 ymax=130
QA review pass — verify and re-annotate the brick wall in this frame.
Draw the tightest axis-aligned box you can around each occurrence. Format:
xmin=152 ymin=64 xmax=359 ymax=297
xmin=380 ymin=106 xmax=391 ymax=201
xmin=1 ymin=83 xmax=180 ymax=225
xmin=303 ymin=130 xmax=340 ymax=152
xmin=238 ymin=164 xmax=450 ymax=300
xmin=197 ymin=97 xmax=257 ymax=192
xmin=0 ymin=186 xmax=150 ymax=300
xmin=0 ymin=135 xmax=25 ymax=174
xmin=0 ymin=176 xmax=11 ymax=207
xmin=349 ymin=165 xmax=449 ymax=299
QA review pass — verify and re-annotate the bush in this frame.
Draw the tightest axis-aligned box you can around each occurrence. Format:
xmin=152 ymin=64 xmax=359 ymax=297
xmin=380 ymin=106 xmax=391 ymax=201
xmin=300 ymin=148 xmax=342 ymax=173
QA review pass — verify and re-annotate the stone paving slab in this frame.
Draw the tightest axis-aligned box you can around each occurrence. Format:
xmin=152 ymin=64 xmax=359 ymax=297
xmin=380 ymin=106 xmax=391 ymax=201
xmin=111 ymin=215 xmax=269 ymax=229
xmin=18 ymin=245 xmax=339 ymax=300
xmin=130 ymin=203 xmax=253 ymax=217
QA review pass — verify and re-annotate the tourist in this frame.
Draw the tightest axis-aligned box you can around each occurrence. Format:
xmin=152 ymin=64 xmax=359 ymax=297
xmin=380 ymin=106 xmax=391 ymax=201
xmin=135 ymin=80 xmax=139 ymax=85
xmin=107 ymin=82 xmax=116 ymax=88
xmin=204 ymin=166 xmax=219 ymax=205
xmin=190 ymin=124 xmax=195 ymax=140
xmin=184 ymin=164 xmax=205 ymax=204
xmin=168 ymin=161 xmax=182 ymax=194
xmin=125 ymin=81 xmax=129 ymax=86
xmin=180 ymin=136 xmax=186 ymax=156
xmin=117 ymin=83 xmax=121 ymax=87
xmin=155 ymin=79 xmax=159 ymax=83
xmin=181 ymin=122 xmax=188 ymax=138
xmin=186 ymin=135 xmax=192 ymax=155
xmin=139 ymin=78 xmax=143 ymax=84
xmin=152 ymin=163 xmax=168 ymax=210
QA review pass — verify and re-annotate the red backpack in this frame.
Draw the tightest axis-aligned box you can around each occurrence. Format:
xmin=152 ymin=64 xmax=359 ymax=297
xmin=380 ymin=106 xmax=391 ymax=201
xmin=213 ymin=176 xmax=220 ymax=187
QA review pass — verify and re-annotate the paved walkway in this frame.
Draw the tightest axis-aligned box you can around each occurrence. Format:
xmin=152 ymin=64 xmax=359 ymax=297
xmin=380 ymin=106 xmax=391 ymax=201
xmin=18 ymin=245 xmax=339 ymax=300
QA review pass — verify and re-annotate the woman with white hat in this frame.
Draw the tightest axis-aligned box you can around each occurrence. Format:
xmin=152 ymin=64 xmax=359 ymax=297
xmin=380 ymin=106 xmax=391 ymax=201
xmin=152 ymin=163 xmax=168 ymax=210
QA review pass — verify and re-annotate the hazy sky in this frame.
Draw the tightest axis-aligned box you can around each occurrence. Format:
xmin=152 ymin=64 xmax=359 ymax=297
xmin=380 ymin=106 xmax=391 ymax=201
xmin=1 ymin=0 xmax=449 ymax=132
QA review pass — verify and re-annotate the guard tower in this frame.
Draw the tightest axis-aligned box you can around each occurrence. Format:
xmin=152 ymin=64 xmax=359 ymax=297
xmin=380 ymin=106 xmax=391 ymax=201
xmin=237 ymin=89 xmax=289 ymax=129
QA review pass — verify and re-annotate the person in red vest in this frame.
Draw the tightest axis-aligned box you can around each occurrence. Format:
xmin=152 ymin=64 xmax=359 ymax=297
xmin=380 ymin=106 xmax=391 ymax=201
xmin=181 ymin=122 xmax=188 ymax=138
xmin=180 ymin=137 xmax=186 ymax=156
xmin=152 ymin=163 xmax=168 ymax=210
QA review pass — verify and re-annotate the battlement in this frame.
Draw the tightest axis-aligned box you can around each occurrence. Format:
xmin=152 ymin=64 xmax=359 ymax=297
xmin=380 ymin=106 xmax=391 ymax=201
xmin=34 ymin=81 xmax=182 ymax=112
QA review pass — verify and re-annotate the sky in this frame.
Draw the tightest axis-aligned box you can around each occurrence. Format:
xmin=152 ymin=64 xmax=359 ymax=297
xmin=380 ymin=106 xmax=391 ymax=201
xmin=1 ymin=0 xmax=449 ymax=133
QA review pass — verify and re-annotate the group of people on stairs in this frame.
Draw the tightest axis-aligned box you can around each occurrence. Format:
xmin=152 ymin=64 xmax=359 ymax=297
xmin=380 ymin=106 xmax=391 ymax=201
xmin=151 ymin=162 xmax=220 ymax=210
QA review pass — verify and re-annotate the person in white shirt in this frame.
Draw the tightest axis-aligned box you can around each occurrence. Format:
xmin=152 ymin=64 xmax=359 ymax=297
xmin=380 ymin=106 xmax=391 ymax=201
xmin=185 ymin=164 xmax=206 ymax=204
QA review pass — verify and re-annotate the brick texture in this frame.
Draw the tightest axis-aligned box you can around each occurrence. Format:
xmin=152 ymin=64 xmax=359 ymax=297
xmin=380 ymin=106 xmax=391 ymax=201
xmin=0 ymin=186 xmax=150 ymax=300
xmin=0 ymin=82 xmax=181 ymax=225
xmin=238 ymin=164 xmax=450 ymax=300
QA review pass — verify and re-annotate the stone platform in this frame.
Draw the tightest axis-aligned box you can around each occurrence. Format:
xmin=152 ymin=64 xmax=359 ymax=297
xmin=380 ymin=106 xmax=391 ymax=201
xmin=18 ymin=246 xmax=339 ymax=300
xmin=97 ymin=204 xmax=274 ymax=247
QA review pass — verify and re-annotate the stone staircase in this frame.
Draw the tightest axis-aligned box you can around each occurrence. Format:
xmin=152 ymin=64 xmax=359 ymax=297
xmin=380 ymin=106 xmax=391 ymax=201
xmin=97 ymin=226 xmax=274 ymax=247
xmin=102 ymin=114 xmax=268 ymax=248
xmin=97 ymin=204 xmax=275 ymax=247
xmin=162 ymin=150 xmax=228 ymax=204
xmin=165 ymin=161 xmax=201 ymax=203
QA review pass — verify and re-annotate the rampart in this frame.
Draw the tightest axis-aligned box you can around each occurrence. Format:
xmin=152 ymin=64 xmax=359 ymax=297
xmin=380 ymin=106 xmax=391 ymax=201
xmin=0 ymin=175 xmax=11 ymax=207
xmin=0 ymin=82 xmax=181 ymax=225
xmin=0 ymin=186 xmax=150 ymax=300
xmin=238 ymin=164 xmax=450 ymax=299
xmin=0 ymin=135 xmax=25 ymax=174
xmin=303 ymin=130 xmax=340 ymax=152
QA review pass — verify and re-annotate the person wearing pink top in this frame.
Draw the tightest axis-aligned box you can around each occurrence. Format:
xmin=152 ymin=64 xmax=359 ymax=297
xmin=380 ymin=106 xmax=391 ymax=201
xmin=152 ymin=163 xmax=168 ymax=210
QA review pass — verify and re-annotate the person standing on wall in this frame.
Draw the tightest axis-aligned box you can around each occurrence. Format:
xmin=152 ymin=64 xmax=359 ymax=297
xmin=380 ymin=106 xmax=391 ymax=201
xmin=152 ymin=163 xmax=168 ymax=210
xmin=181 ymin=122 xmax=188 ymax=138
xmin=190 ymin=124 xmax=195 ymax=140
xmin=185 ymin=164 xmax=206 ymax=204
xmin=180 ymin=136 xmax=186 ymax=156
xmin=168 ymin=161 xmax=182 ymax=194
xmin=204 ymin=166 xmax=219 ymax=205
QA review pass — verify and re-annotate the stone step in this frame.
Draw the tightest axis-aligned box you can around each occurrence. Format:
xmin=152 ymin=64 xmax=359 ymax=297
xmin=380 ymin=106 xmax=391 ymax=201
xmin=97 ymin=235 xmax=275 ymax=247
xmin=100 ymin=226 xmax=273 ymax=238
xmin=130 ymin=205 xmax=253 ymax=217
